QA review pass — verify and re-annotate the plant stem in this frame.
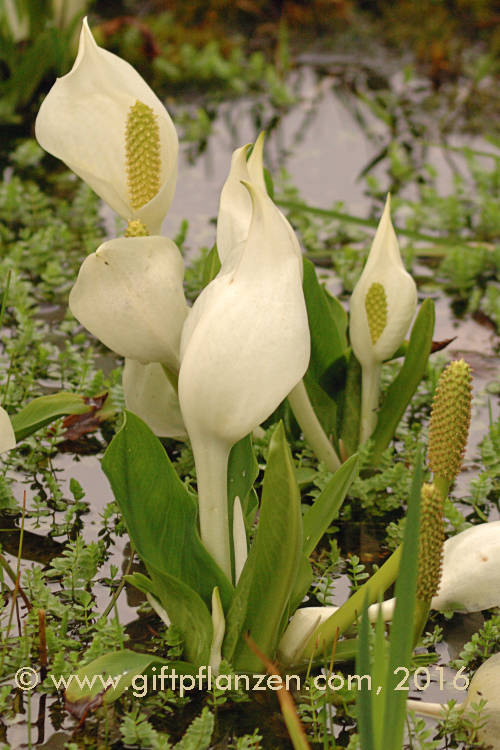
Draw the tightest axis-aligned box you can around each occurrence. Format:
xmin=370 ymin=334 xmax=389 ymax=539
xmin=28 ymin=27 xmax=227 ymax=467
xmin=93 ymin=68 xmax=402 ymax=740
xmin=360 ymin=362 xmax=381 ymax=444
xmin=288 ymin=380 xmax=341 ymax=471
xmin=192 ymin=436 xmax=232 ymax=580
xmin=300 ymin=545 xmax=402 ymax=660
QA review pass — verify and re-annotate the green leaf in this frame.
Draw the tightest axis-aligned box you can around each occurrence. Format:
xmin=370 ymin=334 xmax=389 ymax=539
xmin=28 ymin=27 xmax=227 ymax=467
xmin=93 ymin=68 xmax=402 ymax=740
xmin=303 ymin=257 xmax=347 ymax=380
xmin=223 ymin=423 xmax=302 ymax=671
xmin=355 ymin=598 xmax=375 ymax=750
xmin=175 ymin=707 xmax=214 ymax=750
xmin=64 ymin=649 xmax=195 ymax=706
xmin=126 ymin=571 xmax=213 ymax=667
xmin=288 ymin=555 xmax=313 ymax=614
xmin=301 ymin=258 xmax=348 ymax=440
xmin=302 ymin=454 xmax=359 ymax=557
xmin=11 ymin=392 xmax=93 ymax=441
xmin=382 ymin=448 xmax=424 ymax=748
xmin=370 ymin=300 xmax=435 ymax=464
xmin=148 ymin=565 xmax=214 ymax=667
xmin=102 ymin=411 xmax=233 ymax=611
xmin=227 ymin=434 xmax=259 ymax=554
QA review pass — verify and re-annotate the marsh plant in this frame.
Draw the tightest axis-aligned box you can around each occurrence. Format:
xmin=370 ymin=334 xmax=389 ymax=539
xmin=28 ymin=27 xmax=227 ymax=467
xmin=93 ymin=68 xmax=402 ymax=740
xmin=2 ymin=16 xmax=500 ymax=750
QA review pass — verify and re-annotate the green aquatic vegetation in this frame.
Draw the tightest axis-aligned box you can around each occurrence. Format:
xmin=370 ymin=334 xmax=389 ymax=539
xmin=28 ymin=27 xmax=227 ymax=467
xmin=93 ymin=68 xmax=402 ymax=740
xmin=452 ymin=614 xmax=500 ymax=672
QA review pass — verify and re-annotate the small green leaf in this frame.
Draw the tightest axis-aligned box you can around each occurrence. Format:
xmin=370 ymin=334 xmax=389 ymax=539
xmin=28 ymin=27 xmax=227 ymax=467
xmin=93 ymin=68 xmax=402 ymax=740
xmin=201 ymin=245 xmax=221 ymax=288
xmin=223 ymin=423 xmax=302 ymax=671
xmin=11 ymin=392 xmax=93 ymax=441
xmin=370 ymin=300 xmax=435 ymax=464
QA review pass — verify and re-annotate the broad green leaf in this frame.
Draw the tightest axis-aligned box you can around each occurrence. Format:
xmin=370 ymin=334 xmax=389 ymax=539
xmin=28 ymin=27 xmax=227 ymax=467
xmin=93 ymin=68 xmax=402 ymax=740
xmin=102 ymin=411 xmax=233 ymax=611
xmin=125 ymin=572 xmax=213 ymax=666
xmin=302 ymin=258 xmax=348 ymax=438
xmin=302 ymin=454 xmax=359 ymax=557
xmin=382 ymin=448 xmax=423 ymax=748
xmin=303 ymin=257 xmax=347 ymax=380
xmin=370 ymin=300 xmax=435 ymax=464
xmin=64 ymin=649 xmax=195 ymax=706
xmin=223 ymin=423 xmax=302 ymax=672
xmin=148 ymin=564 xmax=214 ymax=667
xmin=288 ymin=555 xmax=313 ymax=614
xmin=11 ymin=392 xmax=93 ymax=441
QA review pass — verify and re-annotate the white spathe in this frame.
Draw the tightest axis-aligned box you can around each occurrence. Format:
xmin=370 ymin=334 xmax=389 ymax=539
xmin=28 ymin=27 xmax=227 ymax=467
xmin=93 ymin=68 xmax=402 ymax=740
xmin=122 ymin=359 xmax=187 ymax=440
xmin=431 ymin=520 xmax=500 ymax=612
xmin=35 ymin=18 xmax=178 ymax=235
xmin=0 ymin=406 xmax=16 ymax=454
xmin=349 ymin=195 xmax=417 ymax=367
xmin=179 ymin=181 xmax=310 ymax=446
xmin=69 ymin=235 xmax=188 ymax=368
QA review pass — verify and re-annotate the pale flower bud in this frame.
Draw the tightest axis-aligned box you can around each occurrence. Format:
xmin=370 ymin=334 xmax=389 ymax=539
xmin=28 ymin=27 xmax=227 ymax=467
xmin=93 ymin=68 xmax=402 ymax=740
xmin=349 ymin=195 xmax=417 ymax=367
xmin=35 ymin=18 xmax=178 ymax=234
xmin=122 ymin=359 xmax=187 ymax=440
xmin=69 ymin=235 xmax=188 ymax=369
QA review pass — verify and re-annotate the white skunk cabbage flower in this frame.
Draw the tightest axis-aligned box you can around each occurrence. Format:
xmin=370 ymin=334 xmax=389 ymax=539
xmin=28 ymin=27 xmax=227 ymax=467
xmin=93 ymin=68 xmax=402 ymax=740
xmin=69 ymin=235 xmax=188 ymax=369
xmin=350 ymin=195 xmax=417 ymax=366
xmin=349 ymin=195 xmax=417 ymax=442
xmin=122 ymin=359 xmax=187 ymax=440
xmin=431 ymin=520 xmax=500 ymax=612
xmin=0 ymin=407 xmax=16 ymax=454
xmin=35 ymin=18 xmax=178 ymax=235
xmin=179 ymin=179 xmax=309 ymax=577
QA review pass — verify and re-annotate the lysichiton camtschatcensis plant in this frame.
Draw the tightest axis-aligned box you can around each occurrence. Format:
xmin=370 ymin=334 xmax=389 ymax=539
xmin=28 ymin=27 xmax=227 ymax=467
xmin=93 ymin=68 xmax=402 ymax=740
xmin=349 ymin=195 xmax=417 ymax=444
xmin=34 ymin=24 xmax=491 ymax=745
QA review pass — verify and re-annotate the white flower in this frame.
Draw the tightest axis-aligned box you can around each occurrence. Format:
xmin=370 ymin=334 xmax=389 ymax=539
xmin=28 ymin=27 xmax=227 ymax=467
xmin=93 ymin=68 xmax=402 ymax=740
xmin=122 ymin=359 xmax=187 ymax=440
xmin=0 ymin=406 xmax=15 ymax=454
xmin=69 ymin=235 xmax=188 ymax=369
xmin=35 ymin=18 xmax=178 ymax=234
xmin=178 ymin=176 xmax=309 ymax=576
xmin=179 ymin=180 xmax=309 ymax=447
xmin=431 ymin=520 xmax=500 ymax=612
xmin=349 ymin=194 xmax=417 ymax=367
